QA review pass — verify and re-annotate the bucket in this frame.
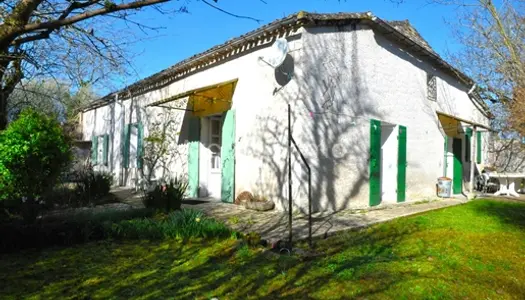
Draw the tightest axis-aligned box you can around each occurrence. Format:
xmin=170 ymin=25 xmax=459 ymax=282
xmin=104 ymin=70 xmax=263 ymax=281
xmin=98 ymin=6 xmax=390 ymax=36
xmin=437 ymin=177 xmax=452 ymax=198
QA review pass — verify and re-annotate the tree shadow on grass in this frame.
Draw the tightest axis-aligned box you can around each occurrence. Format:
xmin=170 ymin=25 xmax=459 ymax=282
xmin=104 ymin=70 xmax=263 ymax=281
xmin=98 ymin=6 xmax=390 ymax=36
xmin=2 ymin=213 xmax=525 ymax=299
xmin=471 ymin=199 xmax=525 ymax=230
xmin=0 ymin=221 xmax=417 ymax=299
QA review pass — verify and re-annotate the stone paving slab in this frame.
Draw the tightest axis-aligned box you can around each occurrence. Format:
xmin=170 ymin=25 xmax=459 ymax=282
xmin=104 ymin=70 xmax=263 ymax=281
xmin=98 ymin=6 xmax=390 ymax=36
xmin=182 ymin=198 xmax=466 ymax=242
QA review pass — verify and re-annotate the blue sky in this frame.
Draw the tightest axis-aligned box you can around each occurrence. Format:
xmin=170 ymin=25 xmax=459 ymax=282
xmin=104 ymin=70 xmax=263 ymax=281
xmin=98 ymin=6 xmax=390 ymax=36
xmin=116 ymin=0 xmax=463 ymax=89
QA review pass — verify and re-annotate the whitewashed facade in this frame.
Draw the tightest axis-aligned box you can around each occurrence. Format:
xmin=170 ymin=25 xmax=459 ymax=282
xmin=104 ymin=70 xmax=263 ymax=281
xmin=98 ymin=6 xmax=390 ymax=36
xmin=81 ymin=12 xmax=492 ymax=212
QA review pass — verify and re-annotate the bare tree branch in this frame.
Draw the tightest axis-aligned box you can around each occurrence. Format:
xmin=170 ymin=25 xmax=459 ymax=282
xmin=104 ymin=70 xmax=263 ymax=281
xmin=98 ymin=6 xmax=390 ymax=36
xmin=201 ymin=0 xmax=262 ymax=23
xmin=21 ymin=0 xmax=170 ymax=33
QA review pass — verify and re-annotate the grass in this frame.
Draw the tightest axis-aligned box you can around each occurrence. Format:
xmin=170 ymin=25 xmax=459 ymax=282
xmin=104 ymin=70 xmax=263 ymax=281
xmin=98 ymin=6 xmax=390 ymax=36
xmin=1 ymin=199 xmax=525 ymax=299
xmin=0 ymin=208 xmax=232 ymax=253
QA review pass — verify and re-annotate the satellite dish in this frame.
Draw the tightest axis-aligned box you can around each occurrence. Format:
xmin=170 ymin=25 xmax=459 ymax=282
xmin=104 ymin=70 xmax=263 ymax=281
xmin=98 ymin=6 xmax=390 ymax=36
xmin=259 ymin=38 xmax=289 ymax=68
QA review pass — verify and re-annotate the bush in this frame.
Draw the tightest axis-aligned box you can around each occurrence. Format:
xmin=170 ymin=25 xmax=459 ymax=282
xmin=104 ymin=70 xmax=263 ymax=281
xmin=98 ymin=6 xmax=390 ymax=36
xmin=107 ymin=209 xmax=232 ymax=240
xmin=0 ymin=208 xmax=232 ymax=253
xmin=142 ymin=177 xmax=188 ymax=212
xmin=0 ymin=109 xmax=72 ymax=222
xmin=75 ymin=166 xmax=114 ymax=205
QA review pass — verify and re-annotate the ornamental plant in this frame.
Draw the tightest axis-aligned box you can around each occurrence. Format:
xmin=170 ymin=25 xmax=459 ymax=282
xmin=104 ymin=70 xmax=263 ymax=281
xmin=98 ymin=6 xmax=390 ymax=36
xmin=0 ymin=109 xmax=72 ymax=222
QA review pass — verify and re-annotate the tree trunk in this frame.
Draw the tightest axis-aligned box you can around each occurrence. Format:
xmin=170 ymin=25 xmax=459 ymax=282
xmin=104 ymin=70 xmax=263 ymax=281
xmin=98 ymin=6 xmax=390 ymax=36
xmin=0 ymin=97 xmax=6 ymax=130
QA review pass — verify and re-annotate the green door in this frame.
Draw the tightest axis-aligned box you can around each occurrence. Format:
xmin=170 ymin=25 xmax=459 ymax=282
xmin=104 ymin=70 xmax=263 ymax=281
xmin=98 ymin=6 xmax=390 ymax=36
xmin=477 ymin=131 xmax=482 ymax=163
xmin=452 ymin=138 xmax=463 ymax=194
xmin=221 ymin=110 xmax=236 ymax=203
xmin=397 ymin=126 xmax=407 ymax=202
xmin=187 ymin=116 xmax=200 ymax=198
xmin=370 ymin=119 xmax=381 ymax=206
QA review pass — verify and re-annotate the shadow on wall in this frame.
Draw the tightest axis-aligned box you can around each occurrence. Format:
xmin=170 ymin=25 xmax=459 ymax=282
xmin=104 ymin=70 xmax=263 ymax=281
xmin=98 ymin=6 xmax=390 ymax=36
xmin=247 ymin=24 xmax=382 ymax=213
xmin=374 ymin=30 xmax=452 ymax=191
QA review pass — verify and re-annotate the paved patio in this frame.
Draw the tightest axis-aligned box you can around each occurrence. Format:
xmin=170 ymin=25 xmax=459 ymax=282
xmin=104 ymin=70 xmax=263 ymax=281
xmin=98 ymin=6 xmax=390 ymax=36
xmin=111 ymin=188 xmax=493 ymax=242
xmin=179 ymin=198 xmax=466 ymax=242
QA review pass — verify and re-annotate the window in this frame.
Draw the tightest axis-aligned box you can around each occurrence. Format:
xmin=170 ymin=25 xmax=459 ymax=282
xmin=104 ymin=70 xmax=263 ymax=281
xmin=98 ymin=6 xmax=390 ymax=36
xmin=91 ymin=134 xmax=109 ymax=165
xmin=209 ymin=117 xmax=222 ymax=171
xmin=122 ymin=123 xmax=144 ymax=169
xmin=427 ymin=73 xmax=437 ymax=102
xmin=210 ymin=145 xmax=221 ymax=170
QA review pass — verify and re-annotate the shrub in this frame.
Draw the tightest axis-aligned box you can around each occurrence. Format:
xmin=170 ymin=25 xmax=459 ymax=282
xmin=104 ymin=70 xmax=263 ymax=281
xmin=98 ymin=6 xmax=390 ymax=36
xmin=0 ymin=208 xmax=232 ymax=253
xmin=74 ymin=165 xmax=114 ymax=206
xmin=108 ymin=209 xmax=231 ymax=240
xmin=0 ymin=109 xmax=72 ymax=222
xmin=0 ymin=208 xmax=156 ymax=252
xmin=142 ymin=177 xmax=188 ymax=212
xmin=43 ymin=184 xmax=78 ymax=209
xmin=243 ymin=231 xmax=262 ymax=247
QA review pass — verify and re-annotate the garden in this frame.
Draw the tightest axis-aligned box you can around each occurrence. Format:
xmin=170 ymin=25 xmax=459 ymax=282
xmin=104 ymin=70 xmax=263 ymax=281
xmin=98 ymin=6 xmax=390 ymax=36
xmin=0 ymin=109 xmax=230 ymax=252
xmin=1 ymin=200 xmax=525 ymax=299
xmin=1 ymin=110 xmax=525 ymax=299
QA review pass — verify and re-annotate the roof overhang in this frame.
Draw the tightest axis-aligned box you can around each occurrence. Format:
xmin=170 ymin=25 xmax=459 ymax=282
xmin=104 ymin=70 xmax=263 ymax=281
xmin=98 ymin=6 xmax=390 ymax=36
xmin=81 ymin=11 xmax=478 ymax=112
xmin=147 ymin=79 xmax=238 ymax=117
xmin=437 ymin=112 xmax=491 ymax=137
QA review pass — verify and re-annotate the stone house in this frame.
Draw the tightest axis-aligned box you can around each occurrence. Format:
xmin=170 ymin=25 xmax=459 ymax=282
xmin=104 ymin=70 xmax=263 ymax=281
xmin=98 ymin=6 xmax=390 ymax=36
xmin=80 ymin=12 xmax=492 ymax=212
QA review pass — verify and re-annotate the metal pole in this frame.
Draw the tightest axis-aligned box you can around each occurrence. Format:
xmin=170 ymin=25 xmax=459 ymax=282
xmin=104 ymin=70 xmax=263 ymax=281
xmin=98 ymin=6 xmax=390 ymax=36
xmin=288 ymin=104 xmax=293 ymax=247
xmin=291 ymin=136 xmax=312 ymax=248
xmin=308 ymin=159 xmax=312 ymax=248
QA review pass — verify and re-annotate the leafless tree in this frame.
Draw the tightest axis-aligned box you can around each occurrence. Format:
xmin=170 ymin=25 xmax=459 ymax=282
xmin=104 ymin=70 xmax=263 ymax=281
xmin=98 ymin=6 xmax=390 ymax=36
xmin=433 ymin=0 xmax=524 ymax=132
xmin=424 ymin=0 xmax=524 ymax=169
xmin=8 ymin=79 xmax=97 ymax=122
xmin=0 ymin=0 xmax=266 ymax=130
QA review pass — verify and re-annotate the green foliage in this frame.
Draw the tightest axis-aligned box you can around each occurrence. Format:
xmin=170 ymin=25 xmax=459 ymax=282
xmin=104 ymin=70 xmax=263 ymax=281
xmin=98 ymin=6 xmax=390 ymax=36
xmin=0 ymin=208 xmax=231 ymax=252
xmin=2 ymin=200 xmax=525 ymax=299
xmin=7 ymin=80 xmax=97 ymax=123
xmin=142 ymin=177 xmax=188 ymax=212
xmin=109 ymin=209 xmax=231 ymax=240
xmin=0 ymin=109 xmax=72 ymax=222
xmin=243 ymin=231 xmax=262 ymax=247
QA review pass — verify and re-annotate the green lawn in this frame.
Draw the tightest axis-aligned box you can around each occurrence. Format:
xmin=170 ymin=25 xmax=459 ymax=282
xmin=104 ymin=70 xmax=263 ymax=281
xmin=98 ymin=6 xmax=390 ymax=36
xmin=2 ymin=199 xmax=525 ymax=299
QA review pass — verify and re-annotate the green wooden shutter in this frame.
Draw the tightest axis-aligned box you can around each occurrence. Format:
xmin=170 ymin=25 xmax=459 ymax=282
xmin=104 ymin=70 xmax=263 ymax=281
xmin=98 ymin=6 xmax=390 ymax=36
xmin=187 ymin=117 xmax=200 ymax=198
xmin=476 ymin=131 xmax=482 ymax=164
xmin=397 ymin=126 xmax=407 ymax=203
xmin=221 ymin=110 xmax=236 ymax=203
xmin=91 ymin=135 xmax=98 ymax=165
xmin=137 ymin=123 xmax=144 ymax=169
xmin=102 ymin=134 xmax=109 ymax=166
xmin=369 ymin=119 xmax=381 ymax=206
xmin=465 ymin=128 xmax=472 ymax=162
xmin=123 ymin=124 xmax=131 ymax=169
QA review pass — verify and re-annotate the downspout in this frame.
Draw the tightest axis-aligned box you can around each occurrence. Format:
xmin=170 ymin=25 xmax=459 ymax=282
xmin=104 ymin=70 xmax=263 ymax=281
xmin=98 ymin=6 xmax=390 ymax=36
xmin=117 ymin=93 xmax=126 ymax=186
xmin=444 ymin=137 xmax=448 ymax=177
xmin=470 ymin=126 xmax=477 ymax=193
xmin=467 ymin=84 xmax=477 ymax=194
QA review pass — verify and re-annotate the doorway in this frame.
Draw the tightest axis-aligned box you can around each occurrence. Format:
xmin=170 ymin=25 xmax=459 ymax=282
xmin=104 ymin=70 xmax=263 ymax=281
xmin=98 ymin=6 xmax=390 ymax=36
xmin=200 ymin=115 xmax=223 ymax=198
xmin=369 ymin=119 xmax=407 ymax=206
xmin=452 ymin=138 xmax=463 ymax=194
xmin=380 ymin=123 xmax=398 ymax=204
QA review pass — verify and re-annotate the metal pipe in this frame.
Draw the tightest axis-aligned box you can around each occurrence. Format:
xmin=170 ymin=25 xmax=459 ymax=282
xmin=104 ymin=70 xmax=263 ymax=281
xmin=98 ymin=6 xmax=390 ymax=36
xmin=470 ymin=126 xmax=477 ymax=193
xmin=291 ymin=136 xmax=312 ymax=248
xmin=288 ymin=104 xmax=293 ymax=247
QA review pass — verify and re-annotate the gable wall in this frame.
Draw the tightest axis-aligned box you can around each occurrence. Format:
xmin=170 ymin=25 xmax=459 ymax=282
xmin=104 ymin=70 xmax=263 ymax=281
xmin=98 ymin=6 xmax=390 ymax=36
xmin=292 ymin=23 xmax=491 ymax=211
